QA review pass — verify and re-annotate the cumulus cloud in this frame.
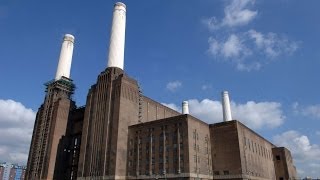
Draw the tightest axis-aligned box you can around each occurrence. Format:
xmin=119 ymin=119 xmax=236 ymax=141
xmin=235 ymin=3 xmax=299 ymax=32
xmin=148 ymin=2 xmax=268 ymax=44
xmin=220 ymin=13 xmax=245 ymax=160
xmin=166 ymin=81 xmax=182 ymax=92
xmin=203 ymin=0 xmax=299 ymax=71
xmin=163 ymin=98 xmax=284 ymax=129
xmin=232 ymin=101 xmax=284 ymax=129
xmin=273 ymin=130 xmax=320 ymax=177
xmin=203 ymin=0 xmax=257 ymax=30
xmin=188 ymin=99 xmax=222 ymax=123
xmin=292 ymin=102 xmax=320 ymax=119
xmin=273 ymin=131 xmax=320 ymax=162
xmin=207 ymin=30 xmax=299 ymax=71
xmin=0 ymin=99 xmax=36 ymax=165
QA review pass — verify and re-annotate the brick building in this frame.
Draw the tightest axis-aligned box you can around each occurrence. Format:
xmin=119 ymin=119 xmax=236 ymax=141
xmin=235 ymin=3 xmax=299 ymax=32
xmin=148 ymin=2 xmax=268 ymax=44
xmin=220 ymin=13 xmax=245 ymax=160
xmin=25 ymin=2 xmax=298 ymax=180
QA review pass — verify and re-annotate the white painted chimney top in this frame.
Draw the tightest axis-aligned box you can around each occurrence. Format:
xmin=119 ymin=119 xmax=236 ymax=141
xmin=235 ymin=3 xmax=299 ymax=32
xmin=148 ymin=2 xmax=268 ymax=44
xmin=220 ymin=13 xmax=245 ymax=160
xmin=222 ymin=91 xmax=233 ymax=122
xmin=107 ymin=2 xmax=127 ymax=70
xmin=55 ymin=34 xmax=75 ymax=80
xmin=182 ymin=101 xmax=189 ymax=114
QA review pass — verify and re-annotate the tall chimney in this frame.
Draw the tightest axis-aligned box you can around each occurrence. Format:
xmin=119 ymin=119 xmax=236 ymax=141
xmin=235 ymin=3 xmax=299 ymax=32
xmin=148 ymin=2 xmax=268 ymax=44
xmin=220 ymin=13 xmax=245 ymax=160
xmin=55 ymin=34 xmax=75 ymax=80
xmin=107 ymin=2 xmax=126 ymax=70
xmin=222 ymin=91 xmax=232 ymax=121
xmin=182 ymin=101 xmax=189 ymax=114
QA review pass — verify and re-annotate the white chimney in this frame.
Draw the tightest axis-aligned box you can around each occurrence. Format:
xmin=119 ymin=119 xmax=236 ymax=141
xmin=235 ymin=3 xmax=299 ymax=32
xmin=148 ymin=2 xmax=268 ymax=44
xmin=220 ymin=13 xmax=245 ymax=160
xmin=182 ymin=101 xmax=189 ymax=114
xmin=222 ymin=91 xmax=232 ymax=121
xmin=55 ymin=34 xmax=75 ymax=80
xmin=107 ymin=2 xmax=126 ymax=70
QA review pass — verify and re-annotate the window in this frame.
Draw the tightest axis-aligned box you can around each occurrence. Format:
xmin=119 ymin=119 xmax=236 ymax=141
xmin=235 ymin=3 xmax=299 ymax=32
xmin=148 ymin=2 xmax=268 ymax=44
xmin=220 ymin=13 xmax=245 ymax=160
xmin=254 ymin=143 xmax=257 ymax=153
xmin=180 ymin=143 xmax=183 ymax=149
xmin=159 ymin=168 xmax=163 ymax=174
xmin=251 ymin=141 xmax=254 ymax=152
xmin=276 ymin=155 xmax=281 ymax=160
xmin=223 ymin=170 xmax=229 ymax=175
xmin=279 ymin=177 xmax=284 ymax=180
xmin=214 ymin=171 xmax=220 ymax=175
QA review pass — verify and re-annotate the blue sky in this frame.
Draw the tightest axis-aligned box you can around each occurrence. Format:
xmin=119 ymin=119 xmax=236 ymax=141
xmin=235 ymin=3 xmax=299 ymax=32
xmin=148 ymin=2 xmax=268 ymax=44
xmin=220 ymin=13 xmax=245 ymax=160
xmin=0 ymin=0 xmax=320 ymax=177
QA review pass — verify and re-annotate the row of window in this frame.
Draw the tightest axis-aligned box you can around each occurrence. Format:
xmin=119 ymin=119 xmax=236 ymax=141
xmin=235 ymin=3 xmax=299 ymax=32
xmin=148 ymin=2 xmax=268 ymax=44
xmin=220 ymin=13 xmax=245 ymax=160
xmin=130 ymin=142 xmax=184 ymax=156
xmin=244 ymin=137 xmax=273 ymax=160
xmin=132 ymin=133 xmax=183 ymax=144
xmin=128 ymin=161 xmax=185 ymax=175
xmin=129 ymin=166 xmax=185 ymax=176
xmin=135 ymin=124 xmax=183 ymax=134
xmin=131 ymin=154 xmax=185 ymax=164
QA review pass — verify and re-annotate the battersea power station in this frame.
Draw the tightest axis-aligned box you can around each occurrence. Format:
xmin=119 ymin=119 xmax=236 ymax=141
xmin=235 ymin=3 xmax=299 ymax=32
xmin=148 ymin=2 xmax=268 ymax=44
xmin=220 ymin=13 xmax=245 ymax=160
xmin=25 ymin=2 xmax=298 ymax=180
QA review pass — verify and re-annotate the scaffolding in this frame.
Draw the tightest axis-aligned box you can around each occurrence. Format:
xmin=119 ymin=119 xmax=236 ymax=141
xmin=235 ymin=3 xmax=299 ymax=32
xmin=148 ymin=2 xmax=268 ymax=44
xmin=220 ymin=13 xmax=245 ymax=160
xmin=44 ymin=76 xmax=75 ymax=95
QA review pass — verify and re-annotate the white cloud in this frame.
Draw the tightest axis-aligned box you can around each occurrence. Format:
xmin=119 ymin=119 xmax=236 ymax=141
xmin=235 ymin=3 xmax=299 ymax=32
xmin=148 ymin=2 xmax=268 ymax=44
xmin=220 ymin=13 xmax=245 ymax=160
xmin=222 ymin=0 xmax=257 ymax=27
xmin=207 ymin=30 xmax=299 ymax=71
xmin=208 ymin=34 xmax=253 ymax=70
xmin=0 ymin=99 xmax=36 ymax=165
xmin=202 ymin=17 xmax=220 ymax=31
xmin=161 ymin=103 xmax=180 ymax=112
xmin=203 ymin=0 xmax=257 ymax=30
xmin=188 ymin=99 xmax=222 ymax=123
xmin=208 ymin=34 xmax=253 ymax=71
xmin=166 ymin=81 xmax=182 ymax=92
xmin=203 ymin=0 xmax=299 ymax=72
xmin=273 ymin=131 xmax=320 ymax=162
xmin=248 ymin=29 xmax=299 ymax=58
xmin=163 ymin=98 xmax=284 ymax=130
xmin=292 ymin=103 xmax=320 ymax=119
xmin=221 ymin=34 xmax=247 ymax=58
xmin=232 ymin=101 xmax=284 ymax=129
xmin=201 ymin=84 xmax=212 ymax=91
xmin=236 ymin=62 xmax=261 ymax=71
xmin=273 ymin=130 xmax=320 ymax=177
xmin=302 ymin=104 xmax=320 ymax=119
